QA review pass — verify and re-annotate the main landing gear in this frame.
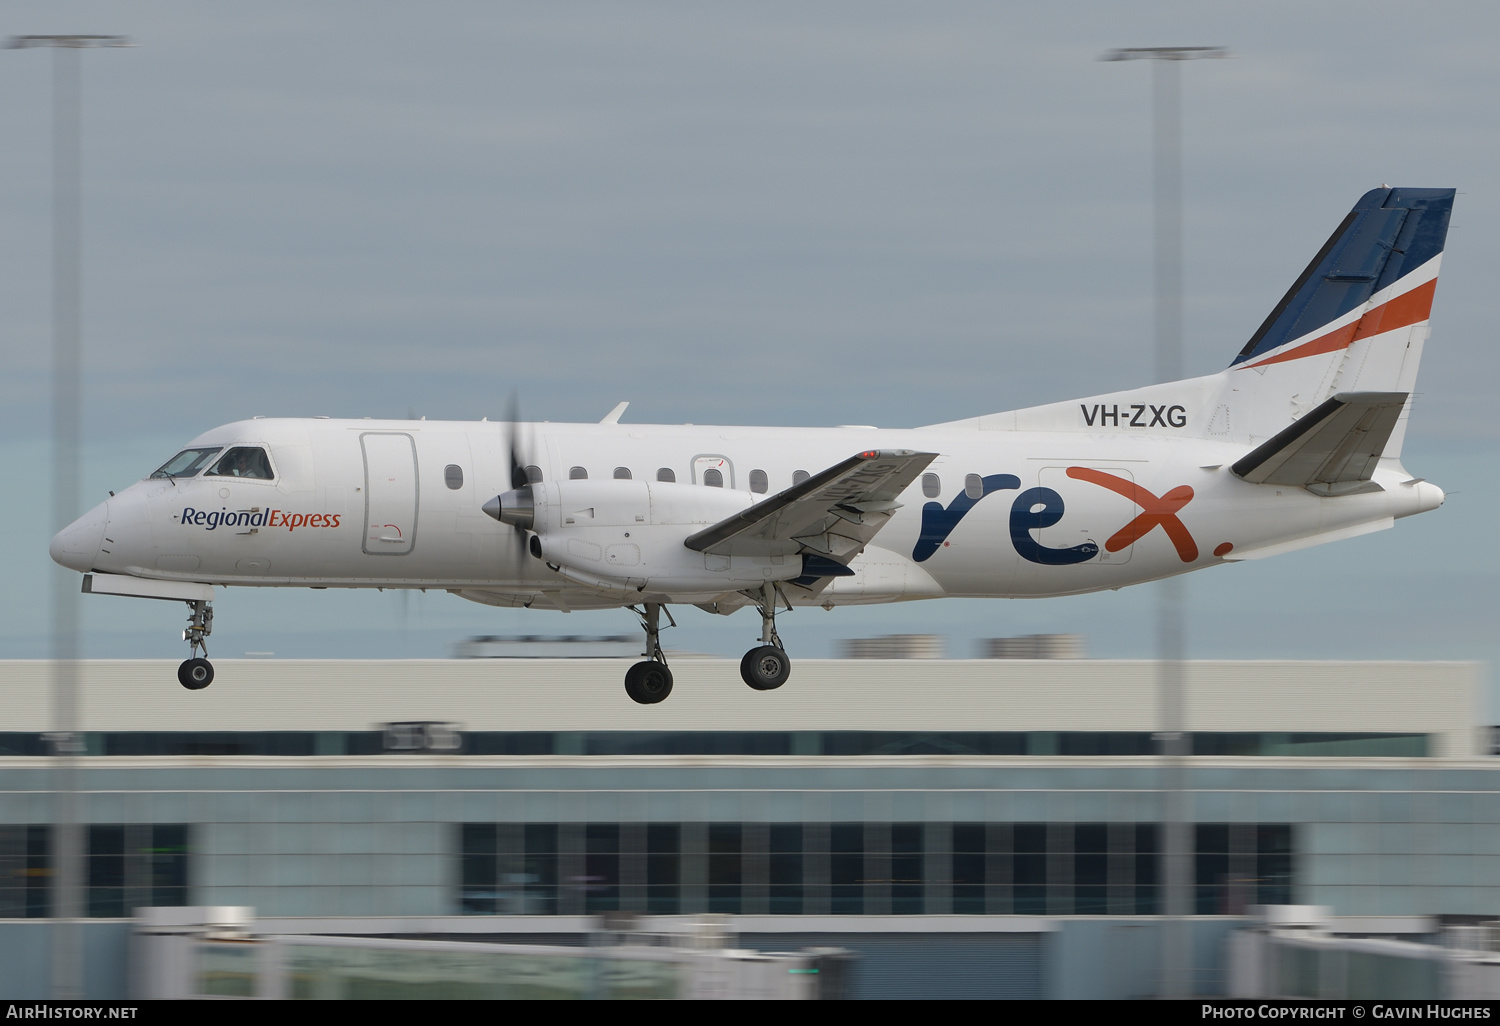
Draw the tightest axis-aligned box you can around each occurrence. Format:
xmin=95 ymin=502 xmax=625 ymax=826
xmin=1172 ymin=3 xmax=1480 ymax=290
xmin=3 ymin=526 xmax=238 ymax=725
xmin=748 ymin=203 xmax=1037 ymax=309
xmin=622 ymin=586 xmax=793 ymax=705
xmin=740 ymin=583 xmax=791 ymax=692
xmin=624 ymin=603 xmax=674 ymax=705
xmin=177 ymin=599 xmax=215 ymax=691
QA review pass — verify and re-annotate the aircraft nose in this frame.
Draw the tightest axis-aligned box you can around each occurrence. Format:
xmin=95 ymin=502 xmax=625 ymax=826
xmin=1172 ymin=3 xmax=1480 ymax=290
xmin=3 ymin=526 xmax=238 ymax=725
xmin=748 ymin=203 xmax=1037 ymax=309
xmin=50 ymin=500 xmax=109 ymax=573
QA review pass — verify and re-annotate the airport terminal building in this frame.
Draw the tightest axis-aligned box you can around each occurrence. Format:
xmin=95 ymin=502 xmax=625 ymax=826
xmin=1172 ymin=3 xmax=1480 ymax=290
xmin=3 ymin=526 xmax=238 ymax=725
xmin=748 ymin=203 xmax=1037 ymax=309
xmin=0 ymin=656 xmax=1493 ymax=998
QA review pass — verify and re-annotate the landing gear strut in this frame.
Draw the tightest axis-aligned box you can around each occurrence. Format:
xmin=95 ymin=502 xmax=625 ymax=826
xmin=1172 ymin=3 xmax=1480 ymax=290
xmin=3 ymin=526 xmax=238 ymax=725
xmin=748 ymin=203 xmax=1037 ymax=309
xmin=740 ymin=583 xmax=791 ymax=691
xmin=177 ymin=599 xmax=214 ymax=691
xmin=624 ymin=602 xmax=674 ymax=704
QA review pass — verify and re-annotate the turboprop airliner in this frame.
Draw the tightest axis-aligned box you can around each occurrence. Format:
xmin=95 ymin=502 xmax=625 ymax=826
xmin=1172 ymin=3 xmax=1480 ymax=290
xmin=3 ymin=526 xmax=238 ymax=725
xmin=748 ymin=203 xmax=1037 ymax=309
xmin=50 ymin=186 xmax=1453 ymax=703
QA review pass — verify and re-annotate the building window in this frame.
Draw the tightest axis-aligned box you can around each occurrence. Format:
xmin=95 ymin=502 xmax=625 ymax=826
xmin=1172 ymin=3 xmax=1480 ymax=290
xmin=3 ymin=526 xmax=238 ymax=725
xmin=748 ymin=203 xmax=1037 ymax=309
xmin=646 ymin=824 xmax=680 ymax=914
xmin=1193 ymin=823 xmax=1294 ymax=914
xmin=1196 ymin=824 xmax=1231 ymax=916
xmin=1257 ymin=825 xmax=1293 ymax=906
xmin=569 ymin=467 xmax=588 ymax=480
xmin=585 ymin=824 xmax=620 ymax=913
xmin=768 ymin=824 xmax=802 ymax=914
xmin=922 ymin=473 xmax=941 ymax=498
xmin=891 ymin=824 xmax=924 ymax=914
xmin=458 ymin=819 xmax=1294 ymax=917
xmin=1073 ymin=823 xmax=1108 ymax=915
xmin=0 ymin=825 xmax=52 ymax=918
xmin=830 ymin=824 xmax=864 ymax=914
xmin=444 ymin=465 xmax=464 ymax=490
xmin=708 ymin=824 xmax=742 ymax=914
xmin=613 ymin=467 xmax=632 ymax=480
xmin=749 ymin=470 xmax=768 ymax=494
xmin=1135 ymin=824 xmax=1159 ymax=915
xmin=656 ymin=468 xmax=675 ymax=483
xmin=0 ymin=729 xmax=1429 ymax=759
xmin=460 ymin=824 xmax=497 ymax=914
xmin=524 ymin=824 xmax=560 ymax=915
xmin=1013 ymin=823 xmax=1047 ymax=915
xmin=82 ymin=824 xmax=189 ymax=918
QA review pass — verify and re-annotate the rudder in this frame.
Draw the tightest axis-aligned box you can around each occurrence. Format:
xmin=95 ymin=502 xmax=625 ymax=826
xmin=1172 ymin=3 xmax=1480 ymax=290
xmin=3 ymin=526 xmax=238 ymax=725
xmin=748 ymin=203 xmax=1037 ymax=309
xmin=1226 ymin=187 xmax=1453 ymax=458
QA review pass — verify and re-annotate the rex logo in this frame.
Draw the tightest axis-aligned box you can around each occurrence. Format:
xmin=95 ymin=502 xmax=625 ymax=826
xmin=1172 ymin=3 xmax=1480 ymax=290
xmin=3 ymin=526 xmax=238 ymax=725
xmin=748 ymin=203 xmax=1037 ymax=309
xmin=1063 ymin=467 xmax=1198 ymax=563
xmin=911 ymin=468 xmax=1198 ymax=565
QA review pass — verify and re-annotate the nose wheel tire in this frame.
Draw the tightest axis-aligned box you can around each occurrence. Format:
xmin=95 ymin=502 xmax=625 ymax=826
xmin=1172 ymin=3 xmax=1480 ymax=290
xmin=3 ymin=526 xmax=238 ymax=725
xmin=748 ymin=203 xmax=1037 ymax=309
xmin=740 ymin=646 xmax=791 ymax=691
xmin=178 ymin=658 xmax=214 ymax=691
xmin=624 ymin=660 xmax=673 ymax=704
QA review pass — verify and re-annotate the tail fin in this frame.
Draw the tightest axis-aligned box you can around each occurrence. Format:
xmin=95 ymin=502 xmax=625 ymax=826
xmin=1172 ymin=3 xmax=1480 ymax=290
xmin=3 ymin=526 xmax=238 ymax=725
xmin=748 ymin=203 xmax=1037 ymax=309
xmin=1228 ymin=187 xmax=1453 ymax=457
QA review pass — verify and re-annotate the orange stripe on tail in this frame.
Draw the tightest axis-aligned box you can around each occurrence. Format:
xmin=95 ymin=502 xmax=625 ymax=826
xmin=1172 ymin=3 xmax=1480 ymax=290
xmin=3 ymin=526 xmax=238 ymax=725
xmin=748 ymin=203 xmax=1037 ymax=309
xmin=1246 ymin=277 xmax=1437 ymax=369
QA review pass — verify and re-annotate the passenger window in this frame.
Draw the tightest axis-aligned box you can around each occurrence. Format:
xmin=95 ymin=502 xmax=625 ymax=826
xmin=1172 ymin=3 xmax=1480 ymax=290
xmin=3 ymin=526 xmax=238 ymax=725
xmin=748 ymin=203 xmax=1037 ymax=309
xmin=151 ymin=447 xmax=222 ymax=479
xmin=525 ymin=465 xmax=544 ymax=484
xmin=792 ymin=470 xmax=810 ymax=486
xmin=749 ymin=469 xmax=768 ymax=494
xmin=922 ymin=473 xmax=941 ymax=498
xmin=206 ymin=447 xmax=274 ymax=480
xmin=656 ymin=468 xmax=676 ymax=483
xmin=613 ymin=467 xmax=632 ymax=480
xmin=569 ymin=466 xmax=588 ymax=480
xmin=965 ymin=474 xmax=983 ymax=499
xmin=703 ymin=469 xmax=723 ymax=488
xmin=444 ymin=465 xmax=464 ymax=490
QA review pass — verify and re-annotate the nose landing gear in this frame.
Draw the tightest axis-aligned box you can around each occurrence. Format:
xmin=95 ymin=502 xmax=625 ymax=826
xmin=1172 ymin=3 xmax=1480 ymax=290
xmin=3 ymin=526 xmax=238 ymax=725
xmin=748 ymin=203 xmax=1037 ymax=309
xmin=740 ymin=583 xmax=791 ymax=691
xmin=177 ymin=599 xmax=214 ymax=691
xmin=624 ymin=602 xmax=674 ymax=704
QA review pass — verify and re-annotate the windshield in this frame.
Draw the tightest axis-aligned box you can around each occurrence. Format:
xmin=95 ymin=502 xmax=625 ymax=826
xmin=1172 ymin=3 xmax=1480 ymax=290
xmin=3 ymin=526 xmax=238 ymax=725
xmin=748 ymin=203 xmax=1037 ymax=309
xmin=150 ymin=447 xmax=222 ymax=479
xmin=205 ymin=447 xmax=275 ymax=480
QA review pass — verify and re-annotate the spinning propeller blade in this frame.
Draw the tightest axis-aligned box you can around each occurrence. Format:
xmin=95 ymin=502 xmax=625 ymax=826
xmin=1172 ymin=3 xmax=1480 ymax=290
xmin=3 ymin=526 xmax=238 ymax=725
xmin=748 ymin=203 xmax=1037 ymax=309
xmin=482 ymin=393 xmax=537 ymax=555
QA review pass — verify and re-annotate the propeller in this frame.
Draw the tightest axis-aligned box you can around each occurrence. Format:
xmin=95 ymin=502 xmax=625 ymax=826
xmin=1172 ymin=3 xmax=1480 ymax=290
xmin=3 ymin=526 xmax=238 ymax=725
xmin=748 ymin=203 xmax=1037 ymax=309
xmin=483 ymin=393 xmax=537 ymax=556
xmin=506 ymin=393 xmax=528 ymax=492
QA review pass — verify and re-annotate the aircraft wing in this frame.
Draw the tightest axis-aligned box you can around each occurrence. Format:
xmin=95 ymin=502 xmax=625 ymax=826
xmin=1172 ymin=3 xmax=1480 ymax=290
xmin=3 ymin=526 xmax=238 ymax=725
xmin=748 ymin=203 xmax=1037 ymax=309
xmin=684 ymin=449 xmax=937 ymax=562
xmin=1231 ymin=391 xmax=1408 ymax=496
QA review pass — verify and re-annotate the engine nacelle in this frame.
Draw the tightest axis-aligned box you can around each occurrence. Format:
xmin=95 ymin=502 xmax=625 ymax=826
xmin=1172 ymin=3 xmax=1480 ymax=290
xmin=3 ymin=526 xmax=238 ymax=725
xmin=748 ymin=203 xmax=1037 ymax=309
xmin=522 ymin=478 xmax=802 ymax=595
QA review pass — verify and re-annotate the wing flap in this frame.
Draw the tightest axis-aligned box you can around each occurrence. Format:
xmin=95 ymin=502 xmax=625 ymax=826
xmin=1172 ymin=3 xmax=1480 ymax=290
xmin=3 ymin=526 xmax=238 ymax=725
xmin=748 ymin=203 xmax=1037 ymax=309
xmin=1231 ymin=391 xmax=1407 ymax=494
xmin=684 ymin=449 xmax=937 ymax=559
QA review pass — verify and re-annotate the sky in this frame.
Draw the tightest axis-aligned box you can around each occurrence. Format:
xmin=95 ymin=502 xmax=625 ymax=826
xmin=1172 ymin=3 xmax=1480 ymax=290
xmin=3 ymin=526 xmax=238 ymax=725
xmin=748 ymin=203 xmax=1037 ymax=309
xmin=2 ymin=3 xmax=1497 ymax=714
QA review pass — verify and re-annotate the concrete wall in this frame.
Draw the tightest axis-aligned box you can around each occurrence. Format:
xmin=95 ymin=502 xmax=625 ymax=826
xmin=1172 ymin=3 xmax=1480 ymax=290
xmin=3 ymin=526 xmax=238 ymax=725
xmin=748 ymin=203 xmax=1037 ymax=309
xmin=0 ymin=658 xmax=1484 ymax=756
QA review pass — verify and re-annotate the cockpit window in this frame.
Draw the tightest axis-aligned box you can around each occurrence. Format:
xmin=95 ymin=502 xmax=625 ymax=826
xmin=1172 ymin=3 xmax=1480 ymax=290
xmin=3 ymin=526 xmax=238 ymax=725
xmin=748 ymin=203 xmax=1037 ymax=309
xmin=150 ymin=447 xmax=222 ymax=479
xmin=206 ymin=447 xmax=275 ymax=480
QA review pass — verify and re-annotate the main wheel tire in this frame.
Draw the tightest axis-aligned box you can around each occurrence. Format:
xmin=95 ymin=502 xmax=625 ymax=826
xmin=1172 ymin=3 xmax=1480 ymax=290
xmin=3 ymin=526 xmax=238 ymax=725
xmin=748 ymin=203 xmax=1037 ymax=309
xmin=740 ymin=646 xmax=790 ymax=691
xmin=624 ymin=660 xmax=673 ymax=704
xmin=178 ymin=658 xmax=214 ymax=691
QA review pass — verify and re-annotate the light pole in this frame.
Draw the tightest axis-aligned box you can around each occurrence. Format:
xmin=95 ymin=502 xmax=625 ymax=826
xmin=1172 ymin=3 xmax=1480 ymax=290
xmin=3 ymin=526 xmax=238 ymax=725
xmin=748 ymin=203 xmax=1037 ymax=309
xmin=1101 ymin=43 xmax=1228 ymax=1001
xmin=6 ymin=32 xmax=133 ymax=1001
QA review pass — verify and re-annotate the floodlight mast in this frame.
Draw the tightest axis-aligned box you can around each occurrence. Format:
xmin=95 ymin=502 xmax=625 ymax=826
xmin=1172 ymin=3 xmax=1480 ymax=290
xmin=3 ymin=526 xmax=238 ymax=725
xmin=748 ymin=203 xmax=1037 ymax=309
xmin=1102 ymin=43 xmax=1228 ymax=1003
xmin=5 ymin=31 xmax=133 ymax=1003
xmin=1100 ymin=46 xmax=1229 ymax=383
xmin=6 ymin=34 xmax=134 ymax=48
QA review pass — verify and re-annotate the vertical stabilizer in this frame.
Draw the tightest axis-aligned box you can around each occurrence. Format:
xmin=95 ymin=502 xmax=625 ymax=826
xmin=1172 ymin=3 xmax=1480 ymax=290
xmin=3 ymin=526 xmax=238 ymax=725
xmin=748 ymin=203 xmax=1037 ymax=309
xmin=1226 ymin=187 xmax=1453 ymax=457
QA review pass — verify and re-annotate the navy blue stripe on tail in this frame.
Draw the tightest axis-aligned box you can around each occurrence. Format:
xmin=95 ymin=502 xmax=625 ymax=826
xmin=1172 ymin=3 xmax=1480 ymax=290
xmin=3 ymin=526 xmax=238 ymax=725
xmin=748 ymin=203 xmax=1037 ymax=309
xmin=1232 ymin=187 xmax=1454 ymax=367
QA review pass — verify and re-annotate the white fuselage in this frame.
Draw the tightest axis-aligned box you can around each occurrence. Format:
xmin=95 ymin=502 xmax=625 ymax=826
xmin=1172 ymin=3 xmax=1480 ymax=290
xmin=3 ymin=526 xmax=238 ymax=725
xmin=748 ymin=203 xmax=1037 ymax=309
xmin=59 ymin=414 xmax=1445 ymax=612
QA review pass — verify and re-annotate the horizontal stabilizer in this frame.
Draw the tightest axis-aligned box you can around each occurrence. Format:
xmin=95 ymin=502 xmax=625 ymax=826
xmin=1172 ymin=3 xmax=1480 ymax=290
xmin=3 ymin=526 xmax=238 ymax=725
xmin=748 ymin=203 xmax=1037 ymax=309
xmin=1231 ymin=391 xmax=1407 ymax=495
xmin=685 ymin=449 xmax=936 ymax=561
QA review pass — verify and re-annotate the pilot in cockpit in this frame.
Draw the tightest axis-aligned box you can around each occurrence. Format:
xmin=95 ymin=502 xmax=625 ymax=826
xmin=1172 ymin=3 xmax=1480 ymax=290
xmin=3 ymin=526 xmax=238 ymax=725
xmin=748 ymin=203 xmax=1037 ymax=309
xmin=208 ymin=446 xmax=273 ymax=480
